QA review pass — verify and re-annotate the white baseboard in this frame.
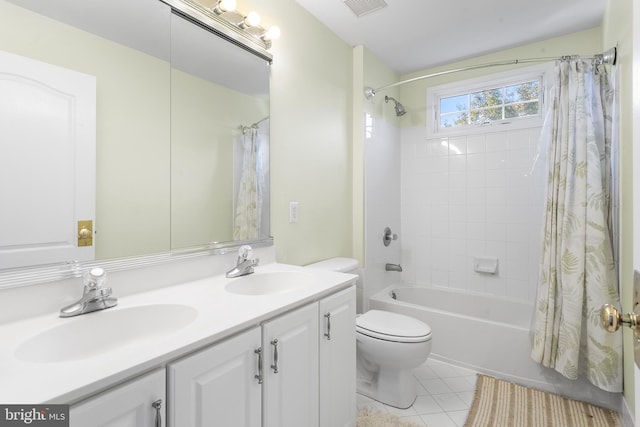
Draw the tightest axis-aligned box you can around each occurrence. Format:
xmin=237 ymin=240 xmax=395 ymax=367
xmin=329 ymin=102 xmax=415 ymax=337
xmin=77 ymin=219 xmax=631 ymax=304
xmin=622 ymin=396 xmax=634 ymax=427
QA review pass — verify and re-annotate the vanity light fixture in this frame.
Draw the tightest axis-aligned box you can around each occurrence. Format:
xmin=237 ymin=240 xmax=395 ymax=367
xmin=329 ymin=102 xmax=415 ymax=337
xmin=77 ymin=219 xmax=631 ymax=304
xmin=162 ymin=0 xmax=279 ymax=61
xmin=212 ymin=0 xmax=236 ymax=14
xmin=239 ymin=11 xmax=261 ymax=28
xmin=262 ymin=26 xmax=281 ymax=42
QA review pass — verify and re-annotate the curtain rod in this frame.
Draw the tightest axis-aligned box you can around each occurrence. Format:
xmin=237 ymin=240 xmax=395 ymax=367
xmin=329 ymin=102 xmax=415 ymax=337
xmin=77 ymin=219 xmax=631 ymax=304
xmin=252 ymin=116 xmax=270 ymax=127
xmin=241 ymin=116 xmax=269 ymax=133
xmin=364 ymin=46 xmax=617 ymax=99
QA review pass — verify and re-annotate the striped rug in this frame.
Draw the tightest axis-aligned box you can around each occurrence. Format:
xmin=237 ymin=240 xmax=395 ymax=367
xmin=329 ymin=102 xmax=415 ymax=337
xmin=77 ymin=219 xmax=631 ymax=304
xmin=465 ymin=375 xmax=621 ymax=427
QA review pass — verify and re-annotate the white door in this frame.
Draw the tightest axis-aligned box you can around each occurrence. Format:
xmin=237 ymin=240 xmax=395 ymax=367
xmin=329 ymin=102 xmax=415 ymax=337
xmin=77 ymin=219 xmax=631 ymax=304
xmin=632 ymin=1 xmax=640 ymax=422
xmin=70 ymin=369 xmax=165 ymax=427
xmin=633 ymin=1 xmax=640 ymax=422
xmin=263 ymin=303 xmax=319 ymax=427
xmin=319 ymin=287 xmax=357 ymax=427
xmin=168 ymin=327 xmax=262 ymax=427
xmin=0 ymin=50 xmax=96 ymax=269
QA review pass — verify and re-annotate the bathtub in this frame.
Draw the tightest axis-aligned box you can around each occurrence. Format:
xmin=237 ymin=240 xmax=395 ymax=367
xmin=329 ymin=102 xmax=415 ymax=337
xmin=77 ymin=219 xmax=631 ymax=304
xmin=368 ymin=285 xmax=621 ymax=409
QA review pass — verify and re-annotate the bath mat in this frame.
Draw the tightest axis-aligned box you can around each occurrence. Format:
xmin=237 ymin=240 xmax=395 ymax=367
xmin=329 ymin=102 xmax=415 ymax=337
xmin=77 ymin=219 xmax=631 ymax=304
xmin=465 ymin=374 xmax=621 ymax=427
xmin=356 ymin=408 xmax=423 ymax=427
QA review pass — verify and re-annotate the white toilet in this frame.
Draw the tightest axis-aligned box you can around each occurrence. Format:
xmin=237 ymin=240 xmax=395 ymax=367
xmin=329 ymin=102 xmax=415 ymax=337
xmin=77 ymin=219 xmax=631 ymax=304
xmin=306 ymin=257 xmax=432 ymax=409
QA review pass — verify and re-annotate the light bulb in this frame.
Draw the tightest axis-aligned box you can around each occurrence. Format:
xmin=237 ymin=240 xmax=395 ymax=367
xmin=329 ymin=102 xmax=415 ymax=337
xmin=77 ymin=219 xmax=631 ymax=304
xmin=263 ymin=26 xmax=281 ymax=41
xmin=243 ymin=11 xmax=261 ymax=27
xmin=213 ymin=0 xmax=236 ymax=14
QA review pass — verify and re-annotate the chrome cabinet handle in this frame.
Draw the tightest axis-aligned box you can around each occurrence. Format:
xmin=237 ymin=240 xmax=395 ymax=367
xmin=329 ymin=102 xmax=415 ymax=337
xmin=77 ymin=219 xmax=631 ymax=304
xmin=270 ymin=339 xmax=279 ymax=374
xmin=152 ymin=399 xmax=162 ymax=427
xmin=324 ymin=312 xmax=331 ymax=340
xmin=255 ymin=347 xmax=263 ymax=384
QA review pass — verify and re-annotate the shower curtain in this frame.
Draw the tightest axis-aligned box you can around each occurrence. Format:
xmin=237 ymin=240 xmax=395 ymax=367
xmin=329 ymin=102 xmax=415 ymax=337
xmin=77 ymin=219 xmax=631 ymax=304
xmin=530 ymin=58 xmax=621 ymax=392
xmin=233 ymin=125 xmax=265 ymax=240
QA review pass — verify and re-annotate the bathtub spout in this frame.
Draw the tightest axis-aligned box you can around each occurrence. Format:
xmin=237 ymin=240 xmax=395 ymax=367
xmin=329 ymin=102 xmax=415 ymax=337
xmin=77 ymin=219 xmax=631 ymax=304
xmin=385 ymin=263 xmax=403 ymax=272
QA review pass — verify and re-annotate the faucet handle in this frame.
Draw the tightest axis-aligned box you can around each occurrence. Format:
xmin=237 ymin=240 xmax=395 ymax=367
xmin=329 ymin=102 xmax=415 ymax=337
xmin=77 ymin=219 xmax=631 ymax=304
xmin=84 ymin=267 xmax=107 ymax=289
xmin=83 ymin=286 xmax=113 ymax=302
xmin=238 ymin=245 xmax=253 ymax=261
xmin=97 ymin=287 xmax=112 ymax=298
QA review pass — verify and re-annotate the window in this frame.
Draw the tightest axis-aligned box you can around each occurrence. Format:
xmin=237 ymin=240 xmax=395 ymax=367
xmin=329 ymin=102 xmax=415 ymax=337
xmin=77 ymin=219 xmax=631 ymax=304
xmin=427 ymin=65 xmax=549 ymax=137
xmin=440 ymin=80 xmax=540 ymax=127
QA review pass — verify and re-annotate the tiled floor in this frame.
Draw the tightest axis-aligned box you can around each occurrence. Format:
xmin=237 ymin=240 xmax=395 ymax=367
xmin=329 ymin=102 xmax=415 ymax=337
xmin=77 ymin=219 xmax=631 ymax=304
xmin=356 ymin=359 xmax=478 ymax=427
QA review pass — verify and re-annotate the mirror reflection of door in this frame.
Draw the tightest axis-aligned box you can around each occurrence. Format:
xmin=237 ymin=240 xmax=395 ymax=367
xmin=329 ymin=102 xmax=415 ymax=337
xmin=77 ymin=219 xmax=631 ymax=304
xmin=0 ymin=0 xmax=271 ymax=275
xmin=0 ymin=50 xmax=96 ymax=269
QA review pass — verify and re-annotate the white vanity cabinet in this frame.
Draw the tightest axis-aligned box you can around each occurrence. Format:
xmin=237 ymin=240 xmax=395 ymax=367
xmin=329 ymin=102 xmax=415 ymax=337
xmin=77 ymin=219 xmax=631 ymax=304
xmin=262 ymin=303 xmax=319 ymax=427
xmin=168 ymin=327 xmax=262 ymax=427
xmin=69 ymin=369 xmax=165 ymax=427
xmin=167 ymin=286 xmax=355 ymax=427
xmin=168 ymin=304 xmax=320 ymax=427
xmin=319 ymin=287 xmax=356 ymax=427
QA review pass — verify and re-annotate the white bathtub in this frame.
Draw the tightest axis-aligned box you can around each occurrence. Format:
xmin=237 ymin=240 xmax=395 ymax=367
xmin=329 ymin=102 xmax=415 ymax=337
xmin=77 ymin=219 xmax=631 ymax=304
xmin=368 ymin=285 xmax=621 ymax=409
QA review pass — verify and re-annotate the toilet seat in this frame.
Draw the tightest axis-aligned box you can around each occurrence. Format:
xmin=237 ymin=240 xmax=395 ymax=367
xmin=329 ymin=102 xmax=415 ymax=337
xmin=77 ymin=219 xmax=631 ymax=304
xmin=356 ymin=310 xmax=431 ymax=343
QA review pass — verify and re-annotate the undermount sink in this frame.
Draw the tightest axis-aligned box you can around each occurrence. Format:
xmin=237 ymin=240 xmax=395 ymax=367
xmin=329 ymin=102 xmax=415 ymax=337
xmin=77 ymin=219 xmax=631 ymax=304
xmin=225 ymin=271 xmax=319 ymax=295
xmin=15 ymin=304 xmax=198 ymax=363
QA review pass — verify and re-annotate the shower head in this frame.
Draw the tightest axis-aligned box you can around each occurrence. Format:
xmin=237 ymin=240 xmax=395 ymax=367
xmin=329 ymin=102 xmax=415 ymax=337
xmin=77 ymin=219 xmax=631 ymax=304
xmin=385 ymin=95 xmax=406 ymax=116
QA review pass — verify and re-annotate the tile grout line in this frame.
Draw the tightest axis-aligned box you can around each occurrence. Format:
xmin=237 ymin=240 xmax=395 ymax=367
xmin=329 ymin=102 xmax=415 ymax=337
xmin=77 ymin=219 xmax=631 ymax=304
xmin=356 ymin=359 xmax=479 ymax=427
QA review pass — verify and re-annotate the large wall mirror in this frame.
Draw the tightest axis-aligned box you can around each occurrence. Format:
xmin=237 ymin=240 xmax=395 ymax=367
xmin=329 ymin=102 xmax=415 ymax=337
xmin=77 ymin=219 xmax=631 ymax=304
xmin=169 ymin=11 xmax=270 ymax=250
xmin=0 ymin=0 xmax=271 ymax=282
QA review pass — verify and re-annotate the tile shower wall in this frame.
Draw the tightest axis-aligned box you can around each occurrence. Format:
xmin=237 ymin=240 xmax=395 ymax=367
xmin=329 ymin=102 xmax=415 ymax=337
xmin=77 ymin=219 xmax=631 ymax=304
xmin=401 ymin=127 xmax=546 ymax=303
xmin=363 ymin=113 xmax=402 ymax=311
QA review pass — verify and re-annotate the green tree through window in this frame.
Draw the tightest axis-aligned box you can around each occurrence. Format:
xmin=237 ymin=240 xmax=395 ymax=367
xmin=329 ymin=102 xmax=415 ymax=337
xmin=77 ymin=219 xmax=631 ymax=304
xmin=440 ymin=80 xmax=540 ymax=128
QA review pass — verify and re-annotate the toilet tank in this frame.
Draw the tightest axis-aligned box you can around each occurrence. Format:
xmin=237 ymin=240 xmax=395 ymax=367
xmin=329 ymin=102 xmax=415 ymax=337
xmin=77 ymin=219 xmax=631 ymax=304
xmin=306 ymin=257 xmax=363 ymax=313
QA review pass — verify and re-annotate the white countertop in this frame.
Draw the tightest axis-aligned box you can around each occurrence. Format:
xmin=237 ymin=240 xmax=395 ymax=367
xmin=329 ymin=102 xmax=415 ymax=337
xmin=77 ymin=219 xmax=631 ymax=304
xmin=0 ymin=262 xmax=356 ymax=404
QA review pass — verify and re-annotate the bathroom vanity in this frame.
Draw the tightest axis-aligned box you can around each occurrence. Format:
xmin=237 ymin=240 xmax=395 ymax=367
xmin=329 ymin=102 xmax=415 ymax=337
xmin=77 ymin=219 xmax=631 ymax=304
xmin=0 ymin=1 xmax=356 ymax=425
xmin=0 ymin=259 xmax=356 ymax=427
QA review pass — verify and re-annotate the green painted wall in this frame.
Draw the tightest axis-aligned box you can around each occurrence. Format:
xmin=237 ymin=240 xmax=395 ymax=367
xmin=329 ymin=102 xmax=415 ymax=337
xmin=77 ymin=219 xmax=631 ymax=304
xmin=246 ymin=0 xmax=354 ymax=266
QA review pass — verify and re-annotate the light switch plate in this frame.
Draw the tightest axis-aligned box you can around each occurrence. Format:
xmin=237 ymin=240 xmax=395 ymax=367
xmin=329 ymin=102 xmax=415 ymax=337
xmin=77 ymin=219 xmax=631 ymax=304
xmin=289 ymin=201 xmax=299 ymax=223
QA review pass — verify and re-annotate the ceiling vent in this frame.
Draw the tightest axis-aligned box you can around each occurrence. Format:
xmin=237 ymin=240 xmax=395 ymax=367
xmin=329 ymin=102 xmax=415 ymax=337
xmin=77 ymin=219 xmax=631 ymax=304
xmin=343 ymin=0 xmax=388 ymax=17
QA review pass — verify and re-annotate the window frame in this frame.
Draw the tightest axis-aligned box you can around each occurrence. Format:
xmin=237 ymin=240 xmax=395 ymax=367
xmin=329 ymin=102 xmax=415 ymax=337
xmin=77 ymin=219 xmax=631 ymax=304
xmin=426 ymin=64 xmax=552 ymax=138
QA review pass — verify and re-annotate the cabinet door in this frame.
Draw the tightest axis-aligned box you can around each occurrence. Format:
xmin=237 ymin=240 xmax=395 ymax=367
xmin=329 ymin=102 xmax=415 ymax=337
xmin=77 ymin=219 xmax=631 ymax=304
xmin=319 ymin=287 xmax=357 ymax=427
xmin=167 ymin=327 xmax=261 ymax=427
xmin=263 ymin=303 xmax=319 ymax=427
xmin=70 ymin=369 xmax=165 ymax=427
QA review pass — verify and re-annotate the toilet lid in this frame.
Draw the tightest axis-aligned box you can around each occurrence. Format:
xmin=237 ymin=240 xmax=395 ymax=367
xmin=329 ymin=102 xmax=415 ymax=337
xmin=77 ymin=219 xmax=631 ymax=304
xmin=356 ymin=310 xmax=431 ymax=343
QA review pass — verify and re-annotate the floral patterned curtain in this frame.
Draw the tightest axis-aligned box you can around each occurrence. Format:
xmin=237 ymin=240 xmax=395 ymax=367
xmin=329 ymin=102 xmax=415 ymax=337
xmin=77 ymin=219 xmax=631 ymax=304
xmin=233 ymin=126 xmax=263 ymax=240
xmin=530 ymin=59 xmax=621 ymax=392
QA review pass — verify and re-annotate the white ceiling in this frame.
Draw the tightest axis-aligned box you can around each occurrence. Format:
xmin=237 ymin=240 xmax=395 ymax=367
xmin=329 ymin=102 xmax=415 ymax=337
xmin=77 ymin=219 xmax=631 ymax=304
xmin=295 ymin=0 xmax=607 ymax=75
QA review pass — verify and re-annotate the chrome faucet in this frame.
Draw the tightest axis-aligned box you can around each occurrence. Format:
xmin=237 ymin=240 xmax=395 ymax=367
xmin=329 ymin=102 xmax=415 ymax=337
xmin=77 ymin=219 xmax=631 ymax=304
xmin=226 ymin=245 xmax=260 ymax=278
xmin=385 ymin=263 xmax=403 ymax=272
xmin=59 ymin=267 xmax=117 ymax=318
